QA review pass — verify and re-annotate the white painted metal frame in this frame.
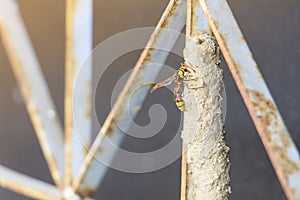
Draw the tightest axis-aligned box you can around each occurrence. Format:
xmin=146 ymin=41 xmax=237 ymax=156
xmin=0 ymin=0 xmax=299 ymax=199
xmin=0 ymin=166 xmax=62 ymax=200
xmin=0 ymin=0 xmax=65 ymax=190
xmin=65 ymin=0 xmax=93 ymax=189
xmin=72 ymin=0 xmax=187 ymax=194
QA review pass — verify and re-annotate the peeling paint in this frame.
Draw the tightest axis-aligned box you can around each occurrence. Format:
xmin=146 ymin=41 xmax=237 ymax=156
xmin=76 ymin=187 xmax=94 ymax=199
xmin=105 ymin=119 xmax=116 ymax=137
xmin=161 ymin=0 xmax=179 ymax=28
xmin=65 ymin=0 xmax=93 ymax=188
xmin=247 ymin=89 xmax=299 ymax=178
xmin=84 ymin=80 xmax=92 ymax=120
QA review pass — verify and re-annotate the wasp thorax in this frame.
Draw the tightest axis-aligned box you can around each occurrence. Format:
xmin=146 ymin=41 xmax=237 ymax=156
xmin=177 ymin=68 xmax=186 ymax=78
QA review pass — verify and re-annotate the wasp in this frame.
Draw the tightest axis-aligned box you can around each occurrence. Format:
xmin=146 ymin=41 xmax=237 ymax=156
xmin=150 ymin=63 xmax=197 ymax=111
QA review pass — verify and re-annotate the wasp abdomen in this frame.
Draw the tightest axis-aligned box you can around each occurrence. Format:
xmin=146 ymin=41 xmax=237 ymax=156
xmin=175 ymin=98 xmax=186 ymax=111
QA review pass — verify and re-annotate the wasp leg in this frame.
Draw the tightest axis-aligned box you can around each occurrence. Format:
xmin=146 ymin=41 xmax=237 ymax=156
xmin=150 ymin=76 xmax=175 ymax=93
xmin=183 ymin=81 xmax=205 ymax=89
xmin=183 ymin=77 xmax=197 ymax=81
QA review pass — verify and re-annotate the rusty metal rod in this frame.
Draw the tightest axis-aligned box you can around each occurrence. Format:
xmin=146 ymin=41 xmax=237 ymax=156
xmin=0 ymin=165 xmax=62 ymax=200
xmin=65 ymin=0 xmax=93 ymax=187
xmin=181 ymin=145 xmax=187 ymax=200
xmin=72 ymin=0 xmax=187 ymax=194
xmin=199 ymin=0 xmax=300 ymax=199
xmin=0 ymin=0 xmax=64 ymax=189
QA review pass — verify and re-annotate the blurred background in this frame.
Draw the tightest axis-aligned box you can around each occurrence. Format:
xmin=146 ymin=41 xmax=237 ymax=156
xmin=0 ymin=0 xmax=299 ymax=199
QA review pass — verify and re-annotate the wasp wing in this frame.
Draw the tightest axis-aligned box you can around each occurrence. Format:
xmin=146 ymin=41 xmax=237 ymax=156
xmin=150 ymin=75 xmax=175 ymax=93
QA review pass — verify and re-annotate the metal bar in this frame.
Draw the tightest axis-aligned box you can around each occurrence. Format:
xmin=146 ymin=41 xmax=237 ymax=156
xmin=0 ymin=0 xmax=64 ymax=189
xmin=186 ymin=0 xmax=211 ymax=37
xmin=180 ymin=145 xmax=187 ymax=200
xmin=72 ymin=0 xmax=187 ymax=195
xmin=65 ymin=0 xmax=93 ymax=187
xmin=0 ymin=165 xmax=62 ymax=200
xmin=181 ymin=1 xmax=211 ymax=199
xmin=199 ymin=0 xmax=300 ymax=199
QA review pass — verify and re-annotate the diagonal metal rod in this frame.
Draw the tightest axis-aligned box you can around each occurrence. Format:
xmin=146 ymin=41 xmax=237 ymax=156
xmin=65 ymin=0 xmax=93 ymax=187
xmin=72 ymin=0 xmax=187 ymax=195
xmin=0 ymin=165 xmax=62 ymax=200
xmin=0 ymin=0 xmax=65 ymax=189
xmin=199 ymin=0 xmax=300 ymax=199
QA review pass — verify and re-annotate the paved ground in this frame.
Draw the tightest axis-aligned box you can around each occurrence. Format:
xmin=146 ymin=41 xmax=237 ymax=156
xmin=0 ymin=0 xmax=299 ymax=199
